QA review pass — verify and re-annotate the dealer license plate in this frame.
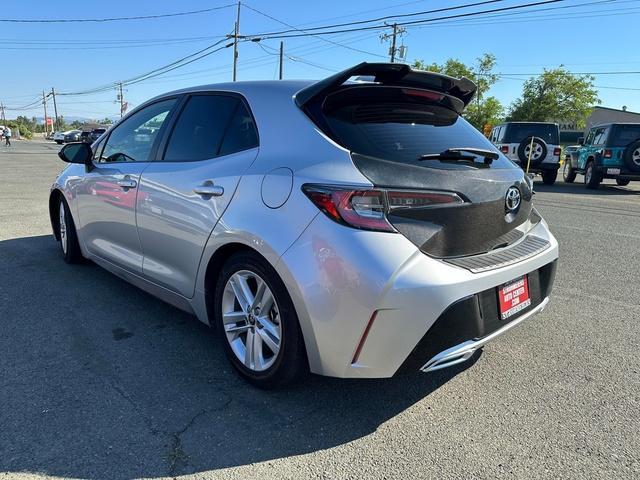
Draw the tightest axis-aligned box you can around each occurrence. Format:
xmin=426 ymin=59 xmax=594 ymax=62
xmin=498 ymin=275 xmax=531 ymax=320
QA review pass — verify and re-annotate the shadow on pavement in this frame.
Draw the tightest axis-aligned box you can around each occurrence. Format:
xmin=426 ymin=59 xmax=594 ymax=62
xmin=0 ymin=235 xmax=475 ymax=479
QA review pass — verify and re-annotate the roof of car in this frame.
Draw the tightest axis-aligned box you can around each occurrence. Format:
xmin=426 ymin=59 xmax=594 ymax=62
xmin=591 ymin=122 xmax=640 ymax=127
xmin=162 ymin=80 xmax=315 ymax=97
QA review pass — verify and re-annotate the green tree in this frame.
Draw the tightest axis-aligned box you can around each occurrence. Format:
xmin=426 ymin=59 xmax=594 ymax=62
xmin=507 ymin=68 xmax=600 ymax=128
xmin=100 ymin=117 xmax=114 ymax=126
xmin=55 ymin=115 xmax=68 ymax=132
xmin=413 ymin=53 xmax=503 ymax=130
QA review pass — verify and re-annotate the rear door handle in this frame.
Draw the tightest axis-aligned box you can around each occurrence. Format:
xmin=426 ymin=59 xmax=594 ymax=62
xmin=194 ymin=183 xmax=224 ymax=197
xmin=117 ymin=179 xmax=137 ymax=189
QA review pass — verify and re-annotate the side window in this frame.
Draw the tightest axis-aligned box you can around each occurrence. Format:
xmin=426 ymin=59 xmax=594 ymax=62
xmin=164 ymin=94 xmax=239 ymax=162
xmin=585 ymin=129 xmax=596 ymax=146
xmin=98 ymin=99 xmax=176 ymax=163
xmin=219 ymin=101 xmax=259 ymax=156
xmin=592 ymin=127 xmax=608 ymax=146
xmin=497 ymin=126 xmax=505 ymax=142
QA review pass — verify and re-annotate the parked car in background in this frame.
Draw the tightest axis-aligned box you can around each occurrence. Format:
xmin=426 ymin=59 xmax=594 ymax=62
xmin=490 ymin=122 xmax=561 ymax=185
xmin=563 ymin=123 xmax=640 ymax=188
xmin=53 ymin=130 xmax=82 ymax=144
xmin=80 ymin=127 xmax=107 ymax=143
xmin=89 ymin=128 xmax=107 ymax=142
xmin=49 ymin=63 xmax=558 ymax=388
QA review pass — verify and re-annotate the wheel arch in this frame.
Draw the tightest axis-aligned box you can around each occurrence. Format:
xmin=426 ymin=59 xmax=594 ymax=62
xmin=201 ymin=240 xmax=318 ymax=373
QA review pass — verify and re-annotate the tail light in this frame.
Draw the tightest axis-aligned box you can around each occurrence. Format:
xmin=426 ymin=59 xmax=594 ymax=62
xmin=500 ymin=145 xmax=509 ymax=154
xmin=302 ymin=184 xmax=463 ymax=232
xmin=603 ymin=149 xmax=613 ymax=158
xmin=553 ymin=147 xmax=561 ymax=156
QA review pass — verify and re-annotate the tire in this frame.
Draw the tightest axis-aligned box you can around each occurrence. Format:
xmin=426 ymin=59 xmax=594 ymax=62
xmin=213 ymin=251 xmax=307 ymax=389
xmin=622 ymin=140 xmax=640 ymax=172
xmin=57 ymin=197 xmax=83 ymax=263
xmin=517 ymin=137 xmax=548 ymax=165
xmin=542 ymin=169 xmax=557 ymax=185
xmin=616 ymin=179 xmax=630 ymax=186
xmin=584 ymin=161 xmax=601 ymax=189
xmin=563 ymin=158 xmax=577 ymax=183
xmin=55 ymin=140 xmax=63 ymax=145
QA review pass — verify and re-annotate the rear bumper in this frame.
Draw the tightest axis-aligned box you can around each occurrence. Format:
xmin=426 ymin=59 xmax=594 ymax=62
xmin=527 ymin=162 xmax=560 ymax=173
xmin=397 ymin=260 xmax=556 ymax=374
xmin=279 ymin=213 xmax=559 ymax=378
xmin=421 ymin=297 xmax=549 ymax=372
xmin=595 ymin=165 xmax=640 ymax=180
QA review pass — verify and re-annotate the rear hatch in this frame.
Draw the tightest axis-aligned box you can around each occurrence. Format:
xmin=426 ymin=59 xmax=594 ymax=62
xmin=297 ymin=63 xmax=536 ymax=259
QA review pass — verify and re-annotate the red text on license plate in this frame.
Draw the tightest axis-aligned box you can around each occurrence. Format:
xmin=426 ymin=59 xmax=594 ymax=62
xmin=498 ymin=275 xmax=531 ymax=320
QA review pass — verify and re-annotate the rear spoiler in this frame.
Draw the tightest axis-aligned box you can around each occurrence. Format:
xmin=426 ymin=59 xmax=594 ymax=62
xmin=294 ymin=62 xmax=477 ymax=110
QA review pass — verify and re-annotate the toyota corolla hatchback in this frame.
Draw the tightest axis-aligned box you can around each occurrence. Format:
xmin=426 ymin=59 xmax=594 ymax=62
xmin=50 ymin=63 xmax=558 ymax=388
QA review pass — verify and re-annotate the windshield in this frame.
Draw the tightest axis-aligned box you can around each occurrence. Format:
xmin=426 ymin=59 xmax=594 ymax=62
xmin=503 ymin=123 xmax=559 ymax=144
xmin=322 ymin=90 xmax=516 ymax=170
xmin=609 ymin=124 xmax=640 ymax=146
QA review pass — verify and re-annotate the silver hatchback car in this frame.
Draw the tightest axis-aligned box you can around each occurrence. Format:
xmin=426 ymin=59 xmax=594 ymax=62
xmin=50 ymin=63 xmax=558 ymax=388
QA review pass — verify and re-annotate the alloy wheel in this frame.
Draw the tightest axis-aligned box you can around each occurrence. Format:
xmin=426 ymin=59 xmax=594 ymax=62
xmin=525 ymin=143 xmax=543 ymax=160
xmin=59 ymin=201 xmax=67 ymax=254
xmin=222 ymin=270 xmax=282 ymax=372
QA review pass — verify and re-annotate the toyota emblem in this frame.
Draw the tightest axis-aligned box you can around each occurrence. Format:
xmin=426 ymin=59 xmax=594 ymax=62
xmin=505 ymin=187 xmax=521 ymax=212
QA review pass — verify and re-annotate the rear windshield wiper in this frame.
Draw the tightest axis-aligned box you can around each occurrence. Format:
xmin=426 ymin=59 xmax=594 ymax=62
xmin=419 ymin=147 xmax=499 ymax=165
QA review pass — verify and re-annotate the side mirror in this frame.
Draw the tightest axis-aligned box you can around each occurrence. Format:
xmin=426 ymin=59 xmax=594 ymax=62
xmin=577 ymin=137 xmax=584 ymax=145
xmin=58 ymin=142 xmax=92 ymax=166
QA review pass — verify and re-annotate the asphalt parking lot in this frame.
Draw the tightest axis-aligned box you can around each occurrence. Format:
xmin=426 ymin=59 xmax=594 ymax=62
xmin=1 ymin=138 xmax=639 ymax=480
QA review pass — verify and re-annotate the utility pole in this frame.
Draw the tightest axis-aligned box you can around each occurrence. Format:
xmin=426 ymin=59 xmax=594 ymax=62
xmin=380 ymin=23 xmax=406 ymax=63
xmin=51 ymin=87 xmax=59 ymax=132
xmin=0 ymin=102 xmax=6 ymax=124
xmin=232 ymin=1 xmax=241 ymax=81
xmin=42 ymin=91 xmax=49 ymax=136
xmin=279 ymin=41 xmax=284 ymax=80
xmin=118 ymin=82 xmax=125 ymax=118
xmin=390 ymin=23 xmax=398 ymax=63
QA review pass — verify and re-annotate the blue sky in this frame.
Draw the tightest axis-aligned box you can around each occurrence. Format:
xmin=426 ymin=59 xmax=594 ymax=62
xmin=2 ymin=0 xmax=639 ymax=120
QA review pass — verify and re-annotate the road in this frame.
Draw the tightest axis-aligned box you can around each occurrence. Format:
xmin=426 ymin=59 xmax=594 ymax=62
xmin=1 ymin=138 xmax=639 ymax=480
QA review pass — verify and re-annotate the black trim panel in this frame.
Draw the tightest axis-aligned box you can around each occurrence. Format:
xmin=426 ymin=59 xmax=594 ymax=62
xmin=395 ymin=260 xmax=557 ymax=375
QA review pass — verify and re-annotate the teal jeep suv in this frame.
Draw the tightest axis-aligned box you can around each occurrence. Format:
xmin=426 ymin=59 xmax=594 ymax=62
xmin=563 ymin=123 xmax=640 ymax=189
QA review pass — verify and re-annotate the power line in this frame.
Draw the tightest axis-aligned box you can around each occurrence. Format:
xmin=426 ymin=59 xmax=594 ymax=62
xmin=0 ymin=4 xmax=236 ymax=23
xmin=245 ymin=0 xmax=508 ymax=37
xmin=255 ymin=42 xmax=338 ymax=72
xmin=241 ymin=0 xmax=632 ymax=42
xmin=243 ymin=3 xmax=387 ymax=58
xmin=57 ymin=37 xmax=233 ymax=97
xmin=408 ymin=0 xmax=638 ymax=29
xmin=493 ymin=71 xmax=640 ymax=76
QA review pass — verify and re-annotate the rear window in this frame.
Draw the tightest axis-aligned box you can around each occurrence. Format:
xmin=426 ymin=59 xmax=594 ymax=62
xmin=503 ymin=123 xmax=559 ymax=144
xmin=321 ymin=87 xmax=516 ymax=169
xmin=609 ymin=124 xmax=640 ymax=147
